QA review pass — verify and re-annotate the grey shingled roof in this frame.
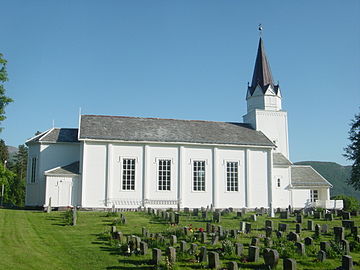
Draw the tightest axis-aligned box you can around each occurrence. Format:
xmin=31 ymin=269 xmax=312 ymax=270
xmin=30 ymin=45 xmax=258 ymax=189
xmin=26 ymin=128 xmax=79 ymax=144
xmin=79 ymin=115 xmax=274 ymax=147
xmin=45 ymin=161 xmax=80 ymax=175
xmin=273 ymin=152 xmax=292 ymax=166
xmin=291 ymin=165 xmax=332 ymax=188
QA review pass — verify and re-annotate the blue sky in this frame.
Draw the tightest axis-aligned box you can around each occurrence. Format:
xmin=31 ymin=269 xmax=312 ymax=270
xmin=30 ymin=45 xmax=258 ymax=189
xmin=0 ymin=0 xmax=359 ymax=165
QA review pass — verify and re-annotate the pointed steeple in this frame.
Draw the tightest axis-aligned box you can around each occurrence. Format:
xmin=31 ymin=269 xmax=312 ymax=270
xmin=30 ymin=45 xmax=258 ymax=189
xmin=248 ymin=38 xmax=277 ymax=96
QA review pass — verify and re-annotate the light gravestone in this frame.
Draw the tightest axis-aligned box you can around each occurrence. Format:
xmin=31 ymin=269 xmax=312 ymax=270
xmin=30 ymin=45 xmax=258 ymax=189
xmin=199 ymin=246 xmax=207 ymax=263
xmin=166 ymin=247 xmax=176 ymax=263
xmin=228 ymin=261 xmax=238 ymax=270
xmin=152 ymin=248 xmax=161 ymax=265
xmin=234 ymin=243 xmax=243 ymax=256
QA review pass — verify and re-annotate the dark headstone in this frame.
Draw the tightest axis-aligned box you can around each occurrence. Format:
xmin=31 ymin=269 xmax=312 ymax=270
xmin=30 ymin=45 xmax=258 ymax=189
xmin=202 ymin=211 xmax=208 ymax=220
xmin=211 ymin=235 xmax=219 ymax=245
xmin=320 ymin=241 xmax=330 ymax=252
xmin=296 ymin=224 xmax=301 ymax=234
xmin=342 ymin=255 xmax=353 ymax=270
xmin=295 ymin=242 xmax=305 ymax=256
xmin=283 ymin=258 xmax=296 ymax=270
xmin=236 ymin=211 xmax=242 ymax=218
xmin=140 ymin=241 xmax=148 ymax=255
xmin=208 ymin=251 xmax=220 ymax=269
xmin=193 ymin=208 xmax=199 ymax=216
xmin=152 ymin=248 xmax=161 ymax=265
xmin=342 ymin=212 xmax=351 ymax=220
xmin=248 ymin=246 xmax=260 ymax=262
xmin=199 ymin=246 xmax=207 ymax=263
xmin=201 ymin=232 xmax=207 ymax=243
xmin=265 ymin=220 xmax=273 ymax=229
xmin=213 ymin=211 xmax=221 ymax=223
xmin=276 ymin=231 xmax=283 ymax=239
xmin=206 ymin=223 xmax=211 ymax=232
xmin=175 ymin=213 xmax=180 ymax=224
xmin=342 ymin=220 xmax=355 ymax=229
xmin=280 ymin=211 xmax=289 ymax=219
xmin=250 ymin=214 xmax=257 ymax=222
xmin=287 ymin=232 xmax=300 ymax=242
xmin=341 ymin=239 xmax=350 ymax=255
xmin=251 ymin=237 xmax=259 ymax=246
xmin=334 ymin=226 xmax=345 ymax=242
xmin=304 ymin=236 xmax=313 ymax=246
xmin=314 ymin=211 xmax=322 ymax=219
xmin=351 ymin=226 xmax=358 ymax=237
xmin=190 ymin=243 xmax=198 ymax=255
xmin=266 ymin=226 xmax=273 ymax=237
xmin=245 ymin=223 xmax=251 ymax=233
xmin=166 ymin=247 xmax=176 ymax=263
xmin=184 ymin=207 xmax=190 ymax=214
xmin=278 ymin=223 xmax=288 ymax=232
xmin=263 ymin=248 xmax=279 ymax=269
xmin=234 ymin=242 xmax=243 ymax=256
xmin=317 ymin=250 xmax=326 ymax=262
xmin=325 ymin=213 xmax=333 ymax=221
xmin=315 ymin=224 xmax=320 ymax=237
xmin=307 ymin=220 xmax=314 ymax=231
xmin=228 ymin=261 xmax=238 ymax=270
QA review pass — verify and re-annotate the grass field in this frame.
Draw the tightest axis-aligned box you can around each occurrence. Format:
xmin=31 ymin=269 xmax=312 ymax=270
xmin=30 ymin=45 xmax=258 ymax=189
xmin=0 ymin=209 xmax=359 ymax=269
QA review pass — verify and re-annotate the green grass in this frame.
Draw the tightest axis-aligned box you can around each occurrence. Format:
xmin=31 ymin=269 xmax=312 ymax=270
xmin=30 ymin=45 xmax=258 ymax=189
xmin=0 ymin=209 xmax=359 ymax=269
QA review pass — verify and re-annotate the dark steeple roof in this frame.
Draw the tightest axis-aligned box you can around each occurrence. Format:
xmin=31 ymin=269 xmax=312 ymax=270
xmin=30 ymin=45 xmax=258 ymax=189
xmin=249 ymin=38 xmax=278 ymax=95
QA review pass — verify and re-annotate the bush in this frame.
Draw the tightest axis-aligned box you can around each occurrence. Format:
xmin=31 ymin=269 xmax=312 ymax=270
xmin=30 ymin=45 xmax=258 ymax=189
xmin=331 ymin=195 xmax=360 ymax=211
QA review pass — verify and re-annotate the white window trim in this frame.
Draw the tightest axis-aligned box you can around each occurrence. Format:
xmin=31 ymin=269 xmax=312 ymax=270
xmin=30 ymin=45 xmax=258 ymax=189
xmin=223 ymin=160 xmax=240 ymax=193
xmin=155 ymin=157 xmax=173 ymax=192
xmin=191 ymin=159 xmax=206 ymax=192
xmin=310 ymin=189 xmax=318 ymax=202
xmin=120 ymin=156 xmax=137 ymax=192
xmin=30 ymin=156 xmax=37 ymax=184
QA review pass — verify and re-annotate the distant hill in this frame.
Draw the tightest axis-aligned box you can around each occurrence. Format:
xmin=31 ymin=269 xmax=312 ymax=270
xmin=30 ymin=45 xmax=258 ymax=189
xmin=294 ymin=161 xmax=360 ymax=201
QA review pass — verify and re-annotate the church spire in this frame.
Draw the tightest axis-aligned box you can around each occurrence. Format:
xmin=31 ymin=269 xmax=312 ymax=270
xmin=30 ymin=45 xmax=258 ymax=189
xmin=248 ymin=38 xmax=277 ymax=96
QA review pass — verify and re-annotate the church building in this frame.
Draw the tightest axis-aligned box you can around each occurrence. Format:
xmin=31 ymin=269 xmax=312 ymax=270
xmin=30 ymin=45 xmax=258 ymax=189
xmin=25 ymin=37 xmax=343 ymax=210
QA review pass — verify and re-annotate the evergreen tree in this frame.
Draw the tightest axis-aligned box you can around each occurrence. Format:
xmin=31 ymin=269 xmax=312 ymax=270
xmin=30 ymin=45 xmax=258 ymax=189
xmin=344 ymin=110 xmax=360 ymax=190
xmin=10 ymin=145 xmax=28 ymax=206
xmin=0 ymin=53 xmax=13 ymax=130
xmin=0 ymin=139 xmax=8 ymax=164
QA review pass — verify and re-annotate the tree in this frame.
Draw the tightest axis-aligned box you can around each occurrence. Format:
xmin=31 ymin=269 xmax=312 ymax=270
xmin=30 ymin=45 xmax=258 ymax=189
xmin=344 ymin=110 xmax=360 ymax=190
xmin=0 ymin=139 xmax=8 ymax=164
xmin=0 ymin=53 xmax=13 ymax=130
xmin=9 ymin=145 xmax=28 ymax=206
xmin=331 ymin=195 xmax=360 ymax=212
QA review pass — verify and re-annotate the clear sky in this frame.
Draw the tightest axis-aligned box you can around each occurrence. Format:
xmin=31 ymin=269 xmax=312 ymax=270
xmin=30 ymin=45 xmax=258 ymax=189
xmin=0 ymin=0 xmax=359 ymax=165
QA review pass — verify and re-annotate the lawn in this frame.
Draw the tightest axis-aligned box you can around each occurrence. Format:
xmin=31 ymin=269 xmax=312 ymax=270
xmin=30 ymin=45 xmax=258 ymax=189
xmin=0 ymin=208 xmax=358 ymax=269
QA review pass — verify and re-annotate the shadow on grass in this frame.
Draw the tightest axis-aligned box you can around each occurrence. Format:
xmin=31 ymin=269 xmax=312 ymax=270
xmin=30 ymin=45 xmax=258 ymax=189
xmin=46 ymin=215 xmax=68 ymax=226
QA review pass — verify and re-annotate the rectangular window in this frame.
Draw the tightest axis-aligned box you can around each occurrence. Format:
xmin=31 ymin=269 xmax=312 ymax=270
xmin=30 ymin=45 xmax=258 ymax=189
xmin=158 ymin=159 xmax=171 ymax=191
xmin=122 ymin=158 xmax=135 ymax=190
xmin=226 ymin=161 xmax=238 ymax=191
xmin=277 ymin=178 xmax=281 ymax=188
xmin=193 ymin=160 xmax=205 ymax=191
xmin=310 ymin=190 xmax=318 ymax=202
xmin=30 ymin=157 xmax=37 ymax=183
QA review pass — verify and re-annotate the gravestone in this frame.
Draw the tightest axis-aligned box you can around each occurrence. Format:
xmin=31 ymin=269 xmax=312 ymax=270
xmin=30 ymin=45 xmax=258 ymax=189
xmin=248 ymin=246 xmax=259 ymax=262
xmin=251 ymin=237 xmax=259 ymax=246
xmin=315 ymin=224 xmax=320 ymax=237
xmin=170 ymin=235 xmax=177 ymax=246
xmin=213 ymin=212 xmax=221 ymax=223
xmin=208 ymin=251 xmax=220 ymax=269
xmin=341 ymin=239 xmax=350 ymax=255
xmin=307 ymin=220 xmax=314 ymax=231
xmin=152 ymin=248 xmax=161 ymax=265
xmin=236 ymin=212 xmax=242 ymax=218
xmin=142 ymin=227 xmax=148 ymax=237
xmin=140 ymin=241 xmax=148 ymax=255
xmin=193 ymin=208 xmax=199 ymax=216
xmin=166 ymin=247 xmax=176 ymax=263
xmin=321 ymin=224 xmax=329 ymax=233
xmin=314 ymin=211 xmax=322 ymax=219
xmin=265 ymin=220 xmax=273 ymax=229
xmin=296 ymin=224 xmax=301 ymax=234
xmin=241 ymin=208 xmax=246 ymax=215
xmin=47 ymin=197 xmax=52 ymax=213
xmin=250 ymin=214 xmax=257 ymax=222
xmin=240 ymin=222 xmax=246 ymax=232
xmin=334 ymin=226 xmax=345 ymax=242
xmin=263 ymin=248 xmax=279 ymax=269
xmin=211 ymin=235 xmax=219 ymax=245
xmin=317 ymin=250 xmax=326 ymax=262
xmin=199 ymin=246 xmax=207 ymax=263
xmin=342 ymin=212 xmax=351 ymax=220
xmin=184 ymin=207 xmax=190 ymax=214
xmin=266 ymin=226 xmax=273 ymax=237
xmin=295 ymin=214 xmax=303 ymax=224
xmin=351 ymin=226 xmax=358 ymax=237
xmin=115 ymin=231 xmax=124 ymax=242
xmin=287 ymin=232 xmax=300 ymax=242
xmin=325 ymin=213 xmax=333 ymax=221
xmin=228 ymin=261 xmax=238 ymax=270
xmin=245 ymin=223 xmax=251 ymax=233
xmin=201 ymin=232 xmax=207 ymax=243
xmin=183 ymin=227 xmax=189 ymax=236
xmin=180 ymin=241 xmax=187 ymax=253
xmin=280 ymin=211 xmax=289 ymax=219
xmin=202 ymin=211 xmax=208 ymax=220
xmin=175 ymin=213 xmax=180 ymax=225
xmin=217 ymin=225 xmax=224 ymax=237
xmin=342 ymin=255 xmax=353 ymax=270
xmin=304 ymin=236 xmax=313 ymax=245
xmin=342 ymin=220 xmax=355 ymax=229
xmin=295 ymin=242 xmax=305 ymax=256
xmin=206 ymin=223 xmax=211 ymax=232
xmin=265 ymin=237 xmax=273 ymax=247
xmin=278 ymin=223 xmax=288 ymax=232
xmin=276 ymin=231 xmax=283 ymax=239
xmin=234 ymin=243 xmax=243 ymax=256
xmin=72 ymin=207 xmax=77 ymax=226
xmin=283 ymin=258 xmax=296 ymax=270
xmin=230 ymin=229 xmax=237 ymax=238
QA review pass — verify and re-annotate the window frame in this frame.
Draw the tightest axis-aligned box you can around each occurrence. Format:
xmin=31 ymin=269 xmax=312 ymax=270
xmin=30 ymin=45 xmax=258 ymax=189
xmin=225 ymin=160 xmax=239 ymax=192
xmin=120 ymin=157 xmax=137 ymax=191
xmin=156 ymin=158 xmax=172 ymax=192
xmin=192 ymin=160 xmax=206 ymax=192
xmin=310 ymin=189 xmax=318 ymax=202
xmin=30 ymin=157 xmax=37 ymax=183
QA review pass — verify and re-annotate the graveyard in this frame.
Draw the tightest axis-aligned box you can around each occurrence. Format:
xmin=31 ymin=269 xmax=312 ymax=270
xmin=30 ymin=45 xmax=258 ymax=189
xmin=0 ymin=207 xmax=359 ymax=269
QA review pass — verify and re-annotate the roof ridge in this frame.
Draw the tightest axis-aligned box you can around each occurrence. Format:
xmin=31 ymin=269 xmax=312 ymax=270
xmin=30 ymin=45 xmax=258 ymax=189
xmin=81 ymin=114 xmax=250 ymax=126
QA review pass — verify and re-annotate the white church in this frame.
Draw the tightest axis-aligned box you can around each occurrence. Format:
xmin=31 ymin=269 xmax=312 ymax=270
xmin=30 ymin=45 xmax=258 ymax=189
xmin=25 ymin=37 xmax=343 ymax=210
